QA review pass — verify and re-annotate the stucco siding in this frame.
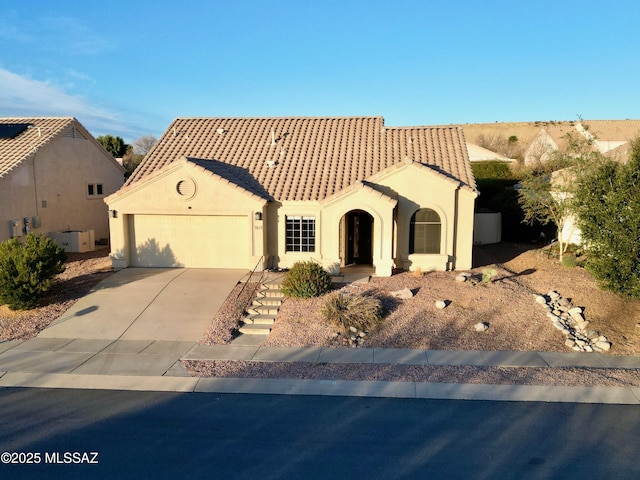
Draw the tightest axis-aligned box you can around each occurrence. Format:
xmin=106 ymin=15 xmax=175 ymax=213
xmin=1 ymin=134 xmax=123 ymax=243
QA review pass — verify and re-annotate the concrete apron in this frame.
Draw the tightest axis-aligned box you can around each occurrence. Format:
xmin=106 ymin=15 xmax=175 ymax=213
xmin=38 ymin=268 xmax=247 ymax=342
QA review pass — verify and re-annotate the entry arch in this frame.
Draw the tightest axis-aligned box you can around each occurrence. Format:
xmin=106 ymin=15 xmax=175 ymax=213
xmin=340 ymin=209 xmax=374 ymax=265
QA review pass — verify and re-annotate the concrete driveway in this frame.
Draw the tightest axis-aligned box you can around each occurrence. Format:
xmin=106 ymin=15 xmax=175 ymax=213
xmin=38 ymin=268 xmax=246 ymax=342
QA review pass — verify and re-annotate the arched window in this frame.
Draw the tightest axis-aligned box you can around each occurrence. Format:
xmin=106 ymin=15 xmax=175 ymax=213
xmin=410 ymin=209 xmax=441 ymax=254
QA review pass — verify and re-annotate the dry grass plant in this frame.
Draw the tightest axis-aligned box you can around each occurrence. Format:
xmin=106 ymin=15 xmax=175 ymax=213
xmin=321 ymin=291 xmax=383 ymax=333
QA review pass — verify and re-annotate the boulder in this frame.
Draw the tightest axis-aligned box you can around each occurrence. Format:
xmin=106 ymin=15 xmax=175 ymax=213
xmin=474 ymin=322 xmax=489 ymax=332
xmin=595 ymin=341 xmax=611 ymax=352
xmin=391 ymin=288 xmax=414 ymax=299
xmin=435 ymin=300 xmax=448 ymax=309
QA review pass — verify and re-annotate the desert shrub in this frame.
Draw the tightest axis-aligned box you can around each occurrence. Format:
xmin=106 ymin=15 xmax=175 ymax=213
xmin=482 ymin=268 xmax=498 ymax=283
xmin=321 ymin=291 xmax=383 ymax=332
xmin=572 ymin=143 xmax=640 ymax=297
xmin=472 ymin=160 xmax=517 ymax=181
xmin=561 ymin=253 xmax=577 ymax=268
xmin=280 ymin=261 xmax=333 ymax=298
xmin=0 ymin=233 xmax=67 ymax=310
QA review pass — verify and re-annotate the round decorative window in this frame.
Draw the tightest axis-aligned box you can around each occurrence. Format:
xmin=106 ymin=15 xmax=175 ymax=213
xmin=175 ymin=178 xmax=197 ymax=199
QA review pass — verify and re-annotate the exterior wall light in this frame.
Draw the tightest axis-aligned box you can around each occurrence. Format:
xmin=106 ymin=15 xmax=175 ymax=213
xmin=254 ymin=212 xmax=263 ymax=221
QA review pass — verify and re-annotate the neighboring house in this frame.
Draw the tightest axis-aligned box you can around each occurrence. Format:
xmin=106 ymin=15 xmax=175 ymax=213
xmin=466 ymin=143 xmax=516 ymax=163
xmin=0 ymin=118 xmax=125 ymax=246
xmin=524 ymin=120 xmax=640 ymax=167
xmin=105 ymin=117 xmax=478 ymax=276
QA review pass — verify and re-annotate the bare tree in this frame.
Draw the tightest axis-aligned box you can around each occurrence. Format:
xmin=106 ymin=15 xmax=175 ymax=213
xmin=132 ymin=134 xmax=157 ymax=155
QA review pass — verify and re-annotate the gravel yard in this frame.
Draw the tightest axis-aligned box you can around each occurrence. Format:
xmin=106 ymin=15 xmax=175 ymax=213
xmin=190 ymin=243 xmax=640 ymax=386
xmin=3 ymin=244 xmax=640 ymax=387
xmin=0 ymin=249 xmax=114 ymax=340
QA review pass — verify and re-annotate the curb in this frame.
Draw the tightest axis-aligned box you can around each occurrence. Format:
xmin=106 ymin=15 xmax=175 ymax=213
xmin=1 ymin=371 xmax=639 ymax=404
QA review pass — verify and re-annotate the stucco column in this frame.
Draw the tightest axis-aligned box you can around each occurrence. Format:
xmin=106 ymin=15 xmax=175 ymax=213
xmin=108 ymin=212 xmax=129 ymax=269
xmin=373 ymin=207 xmax=395 ymax=276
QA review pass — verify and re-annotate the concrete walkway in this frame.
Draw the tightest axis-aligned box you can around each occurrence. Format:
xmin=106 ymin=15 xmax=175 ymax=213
xmin=1 ymin=338 xmax=640 ymax=404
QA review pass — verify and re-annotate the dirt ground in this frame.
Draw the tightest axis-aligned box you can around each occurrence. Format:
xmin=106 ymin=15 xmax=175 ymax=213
xmin=2 ymin=244 xmax=640 ymax=357
xmin=254 ymin=243 xmax=640 ymax=355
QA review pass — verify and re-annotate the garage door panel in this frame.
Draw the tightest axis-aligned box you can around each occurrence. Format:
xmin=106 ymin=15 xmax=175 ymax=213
xmin=130 ymin=215 xmax=249 ymax=268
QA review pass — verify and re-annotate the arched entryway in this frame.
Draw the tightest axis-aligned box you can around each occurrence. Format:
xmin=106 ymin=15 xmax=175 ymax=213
xmin=342 ymin=210 xmax=374 ymax=265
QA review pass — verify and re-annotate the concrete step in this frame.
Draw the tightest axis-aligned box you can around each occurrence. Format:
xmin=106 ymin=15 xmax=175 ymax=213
xmin=247 ymin=305 xmax=280 ymax=316
xmin=261 ymin=283 xmax=282 ymax=291
xmin=239 ymin=323 xmax=272 ymax=335
xmin=258 ymin=288 xmax=283 ymax=298
xmin=243 ymin=314 xmax=275 ymax=325
xmin=253 ymin=297 xmax=283 ymax=306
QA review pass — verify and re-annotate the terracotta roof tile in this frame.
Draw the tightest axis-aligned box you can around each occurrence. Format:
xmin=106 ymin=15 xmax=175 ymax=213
xmin=126 ymin=116 xmax=476 ymax=201
xmin=581 ymin=120 xmax=640 ymax=141
xmin=0 ymin=117 xmax=78 ymax=179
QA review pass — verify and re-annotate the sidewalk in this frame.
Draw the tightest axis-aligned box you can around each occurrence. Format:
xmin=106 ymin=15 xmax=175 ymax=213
xmin=1 ymin=337 xmax=640 ymax=404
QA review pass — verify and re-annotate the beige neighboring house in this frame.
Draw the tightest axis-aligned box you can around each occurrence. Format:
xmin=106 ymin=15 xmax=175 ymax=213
xmin=0 ymin=118 xmax=125 ymax=246
xmin=105 ymin=117 xmax=478 ymax=276
xmin=524 ymin=120 xmax=640 ymax=167
xmin=466 ymin=143 xmax=516 ymax=163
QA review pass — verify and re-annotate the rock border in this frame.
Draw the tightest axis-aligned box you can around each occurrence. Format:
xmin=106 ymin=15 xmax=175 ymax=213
xmin=535 ymin=291 xmax=611 ymax=352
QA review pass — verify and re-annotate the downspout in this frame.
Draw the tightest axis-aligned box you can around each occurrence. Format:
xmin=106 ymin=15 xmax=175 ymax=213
xmin=31 ymin=150 xmax=40 ymax=218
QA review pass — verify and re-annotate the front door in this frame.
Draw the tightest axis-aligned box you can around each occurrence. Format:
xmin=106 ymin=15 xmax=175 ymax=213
xmin=346 ymin=210 xmax=373 ymax=265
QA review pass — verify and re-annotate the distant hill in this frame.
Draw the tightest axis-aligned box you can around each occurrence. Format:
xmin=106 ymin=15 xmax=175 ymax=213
xmin=454 ymin=120 xmax=575 ymax=146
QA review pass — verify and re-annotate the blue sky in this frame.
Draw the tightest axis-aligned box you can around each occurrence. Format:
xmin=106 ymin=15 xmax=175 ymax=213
xmin=1 ymin=0 xmax=638 ymax=143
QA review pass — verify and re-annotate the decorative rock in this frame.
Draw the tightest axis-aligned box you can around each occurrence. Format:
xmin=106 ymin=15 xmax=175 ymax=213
xmin=568 ymin=306 xmax=583 ymax=316
xmin=558 ymin=297 xmax=571 ymax=308
xmin=349 ymin=326 xmax=358 ymax=333
xmin=474 ymin=322 xmax=489 ymax=332
xmin=569 ymin=310 xmax=586 ymax=323
xmin=535 ymin=295 xmax=547 ymax=305
xmin=535 ymin=290 xmax=611 ymax=353
xmin=455 ymin=274 xmax=468 ymax=282
xmin=391 ymin=288 xmax=414 ymax=299
xmin=435 ymin=300 xmax=448 ymax=309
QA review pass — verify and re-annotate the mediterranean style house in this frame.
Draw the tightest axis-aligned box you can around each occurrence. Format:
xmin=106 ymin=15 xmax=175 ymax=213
xmin=105 ymin=117 xmax=478 ymax=276
xmin=0 ymin=118 xmax=125 ymax=245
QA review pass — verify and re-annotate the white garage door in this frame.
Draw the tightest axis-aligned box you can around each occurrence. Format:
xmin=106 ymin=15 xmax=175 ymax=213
xmin=129 ymin=214 xmax=250 ymax=268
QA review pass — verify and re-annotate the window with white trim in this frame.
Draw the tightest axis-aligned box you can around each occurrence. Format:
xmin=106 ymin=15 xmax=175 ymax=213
xmin=409 ymin=209 xmax=441 ymax=254
xmin=286 ymin=216 xmax=316 ymax=252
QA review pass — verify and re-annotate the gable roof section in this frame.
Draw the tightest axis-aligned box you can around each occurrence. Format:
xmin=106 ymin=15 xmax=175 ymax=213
xmin=580 ymin=120 xmax=640 ymax=141
xmin=186 ymin=157 xmax=272 ymax=202
xmin=0 ymin=117 xmax=122 ymax=179
xmin=126 ymin=117 xmax=476 ymax=202
xmin=466 ymin=143 xmax=516 ymax=162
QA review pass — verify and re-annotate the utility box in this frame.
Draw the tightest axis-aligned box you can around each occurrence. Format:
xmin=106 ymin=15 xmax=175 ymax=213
xmin=474 ymin=212 xmax=502 ymax=245
xmin=49 ymin=230 xmax=95 ymax=253
xmin=9 ymin=220 xmax=22 ymax=237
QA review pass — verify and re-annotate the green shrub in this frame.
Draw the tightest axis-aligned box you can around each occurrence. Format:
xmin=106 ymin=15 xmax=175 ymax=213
xmin=561 ymin=253 xmax=576 ymax=268
xmin=321 ymin=291 xmax=382 ymax=332
xmin=471 ymin=161 xmax=518 ymax=181
xmin=0 ymin=234 xmax=67 ymax=310
xmin=482 ymin=268 xmax=498 ymax=283
xmin=280 ymin=261 xmax=333 ymax=298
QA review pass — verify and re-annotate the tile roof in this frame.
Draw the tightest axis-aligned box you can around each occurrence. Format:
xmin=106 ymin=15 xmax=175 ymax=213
xmin=126 ymin=116 xmax=476 ymax=201
xmin=466 ymin=143 xmax=516 ymax=162
xmin=540 ymin=123 xmax=583 ymax=152
xmin=580 ymin=120 xmax=640 ymax=141
xmin=0 ymin=117 xmax=80 ymax=179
